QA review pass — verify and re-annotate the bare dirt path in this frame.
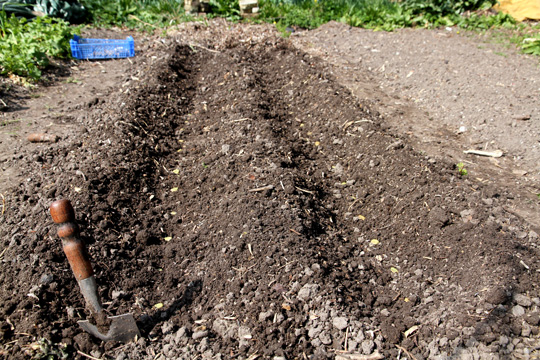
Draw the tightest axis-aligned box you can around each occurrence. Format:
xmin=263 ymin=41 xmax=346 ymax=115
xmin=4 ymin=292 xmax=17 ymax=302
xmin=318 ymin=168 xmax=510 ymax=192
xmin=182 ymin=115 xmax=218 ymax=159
xmin=291 ymin=21 xmax=540 ymax=229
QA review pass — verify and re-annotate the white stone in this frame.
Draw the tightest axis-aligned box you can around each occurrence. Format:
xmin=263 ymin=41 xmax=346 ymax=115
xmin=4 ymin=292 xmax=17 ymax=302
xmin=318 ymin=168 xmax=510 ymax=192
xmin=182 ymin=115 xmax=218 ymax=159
xmin=512 ymin=305 xmax=525 ymax=317
xmin=332 ymin=316 xmax=348 ymax=330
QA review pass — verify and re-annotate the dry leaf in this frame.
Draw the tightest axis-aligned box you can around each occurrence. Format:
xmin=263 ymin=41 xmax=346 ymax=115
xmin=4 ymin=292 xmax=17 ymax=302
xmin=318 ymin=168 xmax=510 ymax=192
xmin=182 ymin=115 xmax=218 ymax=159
xmin=404 ymin=325 xmax=419 ymax=338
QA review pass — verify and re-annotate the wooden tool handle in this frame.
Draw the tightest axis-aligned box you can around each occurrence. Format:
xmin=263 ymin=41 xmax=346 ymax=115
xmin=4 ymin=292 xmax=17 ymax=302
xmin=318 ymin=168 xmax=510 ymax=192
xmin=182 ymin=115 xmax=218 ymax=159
xmin=27 ymin=133 xmax=59 ymax=143
xmin=50 ymin=199 xmax=94 ymax=281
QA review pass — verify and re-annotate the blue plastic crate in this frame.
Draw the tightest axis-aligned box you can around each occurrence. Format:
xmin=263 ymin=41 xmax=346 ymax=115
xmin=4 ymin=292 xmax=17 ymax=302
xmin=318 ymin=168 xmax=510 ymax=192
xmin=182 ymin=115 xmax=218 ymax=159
xmin=70 ymin=35 xmax=135 ymax=60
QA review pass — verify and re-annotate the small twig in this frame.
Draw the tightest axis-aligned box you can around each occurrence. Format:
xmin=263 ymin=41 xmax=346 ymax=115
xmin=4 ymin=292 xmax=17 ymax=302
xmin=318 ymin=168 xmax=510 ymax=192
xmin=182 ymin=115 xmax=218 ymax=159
xmin=290 ymin=229 xmax=302 ymax=236
xmin=14 ymin=332 xmax=32 ymax=336
xmin=375 ymin=221 xmax=394 ymax=231
xmin=248 ymin=185 xmax=274 ymax=192
xmin=295 ymin=186 xmax=314 ymax=194
xmin=117 ymin=120 xmax=140 ymax=130
xmin=464 ymin=149 xmax=503 ymax=158
xmin=385 ymin=139 xmax=402 ymax=151
xmin=228 ymin=118 xmax=252 ymax=123
xmin=133 ymin=120 xmax=149 ymax=135
xmin=0 ymin=98 xmax=7 ymax=107
xmin=0 ymin=193 xmax=5 ymax=215
xmin=189 ymin=43 xmax=221 ymax=54
xmin=75 ymin=170 xmax=87 ymax=182
xmin=335 ymin=353 xmax=384 ymax=360
xmin=128 ymin=14 xmax=157 ymax=28
xmin=348 ymin=198 xmax=361 ymax=211
xmin=342 ymin=120 xmax=354 ymax=130
xmin=77 ymin=350 xmax=102 ymax=360
xmin=395 ymin=345 xmax=418 ymax=360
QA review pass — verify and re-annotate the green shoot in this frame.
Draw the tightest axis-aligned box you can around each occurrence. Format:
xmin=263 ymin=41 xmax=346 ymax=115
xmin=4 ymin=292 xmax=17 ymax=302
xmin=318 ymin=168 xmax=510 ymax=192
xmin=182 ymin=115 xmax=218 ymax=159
xmin=457 ymin=162 xmax=468 ymax=176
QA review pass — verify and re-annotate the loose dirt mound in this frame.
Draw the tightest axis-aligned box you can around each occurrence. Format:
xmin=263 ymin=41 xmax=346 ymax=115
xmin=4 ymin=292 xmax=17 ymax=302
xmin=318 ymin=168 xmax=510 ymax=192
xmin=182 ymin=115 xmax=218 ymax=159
xmin=1 ymin=24 xmax=540 ymax=359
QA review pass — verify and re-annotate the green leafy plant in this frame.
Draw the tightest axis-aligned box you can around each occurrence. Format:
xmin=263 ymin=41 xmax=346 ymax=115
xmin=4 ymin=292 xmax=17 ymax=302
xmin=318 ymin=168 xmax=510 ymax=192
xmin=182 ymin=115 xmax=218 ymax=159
xmin=0 ymin=1 xmax=36 ymax=18
xmin=342 ymin=0 xmax=413 ymax=30
xmin=455 ymin=11 xmax=515 ymax=29
xmin=456 ymin=162 xmax=468 ymax=176
xmin=401 ymin=0 xmax=495 ymax=19
xmin=80 ymin=0 xmax=188 ymax=29
xmin=522 ymin=35 xmax=540 ymax=56
xmin=208 ymin=0 xmax=241 ymax=20
xmin=0 ymin=9 xmax=76 ymax=81
xmin=257 ymin=0 xmax=516 ymax=34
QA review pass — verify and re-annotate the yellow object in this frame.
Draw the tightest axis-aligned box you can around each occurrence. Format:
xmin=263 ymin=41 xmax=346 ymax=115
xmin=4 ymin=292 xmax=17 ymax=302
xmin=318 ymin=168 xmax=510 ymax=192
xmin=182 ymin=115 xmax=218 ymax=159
xmin=494 ymin=0 xmax=540 ymax=21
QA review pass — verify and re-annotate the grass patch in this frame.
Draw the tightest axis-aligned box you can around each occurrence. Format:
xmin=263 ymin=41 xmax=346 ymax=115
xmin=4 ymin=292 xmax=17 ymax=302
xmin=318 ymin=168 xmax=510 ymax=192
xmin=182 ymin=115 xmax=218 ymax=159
xmin=79 ymin=0 xmax=193 ymax=30
xmin=0 ymin=118 xmax=20 ymax=126
xmin=256 ymin=0 xmax=518 ymax=31
xmin=468 ymin=21 xmax=540 ymax=56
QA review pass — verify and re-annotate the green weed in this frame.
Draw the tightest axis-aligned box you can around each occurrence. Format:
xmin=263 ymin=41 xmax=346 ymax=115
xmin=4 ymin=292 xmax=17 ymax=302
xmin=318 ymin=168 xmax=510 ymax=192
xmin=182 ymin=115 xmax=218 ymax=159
xmin=256 ymin=0 xmax=519 ymax=33
xmin=522 ymin=35 xmax=540 ymax=56
xmin=64 ymin=77 xmax=81 ymax=84
xmin=456 ymin=162 xmax=468 ymax=176
xmin=80 ymin=0 xmax=189 ymax=30
xmin=0 ymin=11 xmax=76 ymax=81
xmin=208 ymin=0 xmax=241 ymax=21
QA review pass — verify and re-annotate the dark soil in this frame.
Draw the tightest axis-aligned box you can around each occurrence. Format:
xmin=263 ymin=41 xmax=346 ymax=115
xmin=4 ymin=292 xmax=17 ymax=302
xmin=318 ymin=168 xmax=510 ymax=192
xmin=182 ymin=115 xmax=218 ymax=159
xmin=1 ymin=22 xmax=540 ymax=359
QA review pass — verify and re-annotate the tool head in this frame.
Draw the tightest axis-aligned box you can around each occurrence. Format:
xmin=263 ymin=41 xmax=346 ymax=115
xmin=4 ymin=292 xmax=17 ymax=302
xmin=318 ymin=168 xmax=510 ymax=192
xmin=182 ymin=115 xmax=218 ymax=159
xmin=78 ymin=313 xmax=140 ymax=343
